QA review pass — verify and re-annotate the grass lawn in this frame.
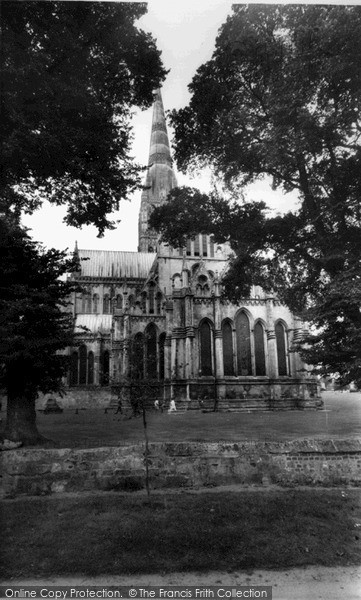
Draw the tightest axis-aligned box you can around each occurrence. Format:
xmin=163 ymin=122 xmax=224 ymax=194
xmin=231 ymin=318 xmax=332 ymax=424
xmin=1 ymin=392 xmax=361 ymax=448
xmin=1 ymin=489 xmax=361 ymax=578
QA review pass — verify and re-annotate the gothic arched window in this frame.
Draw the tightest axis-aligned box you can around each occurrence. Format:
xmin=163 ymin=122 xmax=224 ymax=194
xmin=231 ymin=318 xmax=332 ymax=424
xmin=103 ymin=294 xmax=110 ymax=314
xmin=254 ymin=321 xmax=266 ymax=376
xmin=145 ymin=323 xmax=157 ymax=379
xmin=275 ymin=322 xmax=288 ymax=376
xmin=156 ymin=293 xmax=162 ymax=314
xmin=79 ymin=344 xmax=87 ymax=385
xmin=93 ymin=294 xmax=99 ymax=314
xmin=200 ymin=320 xmax=213 ymax=376
xmin=132 ymin=333 xmax=144 ymax=379
xmin=101 ymin=350 xmax=110 ymax=386
xmin=148 ymin=283 xmax=155 ymax=314
xmin=158 ymin=332 xmax=166 ymax=380
xmin=202 ymin=234 xmax=208 ymax=256
xmin=69 ymin=351 xmax=78 ymax=386
xmin=209 ymin=236 xmax=215 ymax=258
xmin=235 ymin=311 xmax=252 ymax=376
xmin=87 ymin=351 xmax=94 ymax=384
xmin=116 ymin=294 xmax=123 ymax=309
xmin=194 ymin=235 xmax=200 ymax=256
xmin=141 ymin=292 xmax=147 ymax=314
xmin=222 ymin=321 xmax=234 ymax=376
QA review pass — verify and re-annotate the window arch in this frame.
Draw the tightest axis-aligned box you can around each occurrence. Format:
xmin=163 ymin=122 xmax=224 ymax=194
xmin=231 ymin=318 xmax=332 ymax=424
xmin=116 ymin=294 xmax=123 ymax=309
xmin=254 ymin=321 xmax=266 ymax=376
xmin=103 ymin=294 xmax=110 ymax=314
xmin=132 ymin=333 xmax=144 ymax=379
xmin=69 ymin=351 xmax=78 ymax=386
xmin=202 ymin=234 xmax=208 ymax=256
xmin=93 ymin=294 xmax=99 ymax=314
xmin=145 ymin=323 xmax=157 ymax=379
xmin=222 ymin=321 xmax=234 ymax=376
xmin=79 ymin=344 xmax=87 ymax=385
xmin=148 ymin=283 xmax=155 ymax=314
xmin=200 ymin=320 xmax=213 ymax=376
xmin=158 ymin=332 xmax=166 ymax=380
xmin=194 ymin=235 xmax=200 ymax=256
xmin=87 ymin=351 xmax=94 ymax=384
xmin=82 ymin=290 xmax=91 ymax=313
xmin=101 ymin=350 xmax=110 ymax=386
xmin=156 ymin=292 xmax=162 ymax=314
xmin=235 ymin=311 xmax=252 ymax=376
xmin=141 ymin=292 xmax=147 ymax=313
xmin=275 ymin=322 xmax=288 ymax=376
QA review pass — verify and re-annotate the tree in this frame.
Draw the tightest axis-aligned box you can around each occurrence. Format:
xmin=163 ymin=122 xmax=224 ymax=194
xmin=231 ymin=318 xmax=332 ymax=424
xmin=151 ymin=5 xmax=361 ymax=386
xmin=0 ymin=1 xmax=166 ymax=443
xmin=1 ymin=1 xmax=167 ymax=233
xmin=0 ymin=215 xmax=79 ymax=444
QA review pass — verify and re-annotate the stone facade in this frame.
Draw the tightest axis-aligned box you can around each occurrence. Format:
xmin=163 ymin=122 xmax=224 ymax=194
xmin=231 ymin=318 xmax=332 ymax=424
xmin=65 ymin=89 xmax=321 ymax=410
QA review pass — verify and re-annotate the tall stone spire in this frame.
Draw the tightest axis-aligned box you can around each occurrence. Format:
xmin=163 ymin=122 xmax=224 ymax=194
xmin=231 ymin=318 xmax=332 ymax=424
xmin=138 ymin=89 xmax=177 ymax=253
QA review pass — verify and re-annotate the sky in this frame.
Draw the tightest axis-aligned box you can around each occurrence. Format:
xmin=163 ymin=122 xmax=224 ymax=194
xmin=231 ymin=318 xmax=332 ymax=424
xmin=22 ymin=0 xmax=304 ymax=253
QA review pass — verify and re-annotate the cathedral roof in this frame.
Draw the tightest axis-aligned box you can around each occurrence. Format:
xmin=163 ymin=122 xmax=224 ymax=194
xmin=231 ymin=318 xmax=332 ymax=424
xmin=78 ymin=250 xmax=156 ymax=279
xmin=75 ymin=314 xmax=112 ymax=334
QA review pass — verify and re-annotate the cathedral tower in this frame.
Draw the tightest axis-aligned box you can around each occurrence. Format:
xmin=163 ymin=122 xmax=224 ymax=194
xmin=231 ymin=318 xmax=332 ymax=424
xmin=138 ymin=89 xmax=177 ymax=252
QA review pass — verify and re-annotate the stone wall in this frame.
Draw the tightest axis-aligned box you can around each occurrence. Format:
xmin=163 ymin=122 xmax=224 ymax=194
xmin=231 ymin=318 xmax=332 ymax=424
xmin=1 ymin=439 xmax=361 ymax=498
xmin=36 ymin=388 xmax=112 ymax=410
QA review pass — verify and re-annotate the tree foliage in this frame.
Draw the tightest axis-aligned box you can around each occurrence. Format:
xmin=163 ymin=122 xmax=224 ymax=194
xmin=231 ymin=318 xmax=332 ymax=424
xmin=0 ymin=215 xmax=79 ymax=443
xmin=2 ymin=1 xmax=167 ymax=233
xmin=152 ymin=5 xmax=361 ymax=385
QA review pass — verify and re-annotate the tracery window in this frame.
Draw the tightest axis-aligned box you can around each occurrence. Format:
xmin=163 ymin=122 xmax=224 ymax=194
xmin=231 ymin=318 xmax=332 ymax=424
xmin=69 ymin=351 xmax=78 ymax=386
xmin=235 ymin=311 xmax=252 ymax=376
xmin=158 ymin=332 xmax=166 ymax=380
xmin=254 ymin=321 xmax=266 ymax=376
xmin=93 ymin=294 xmax=99 ymax=314
xmin=194 ymin=235 xmax=200 ymax=256
xmin=132 ymin=333 xmax=144 ymax=379
xmin=222 ymin=321 xmax=234 ymax=376
xmin=87 ymin=351 xmax=94 ymax=384
xmin=101 ymin=350 xmax=110 ymax=386
xmin=116 ymin=294 xmax=123 ymax=309
xmin=148 ymin=284 xmax=155 ymax=314
xmin=145 ymin=323 xmax=157 ymax=379
xmin=103 ymin=294 xmax=110 ymax=314
xmin=156 ymin=292 xmax=162 ymax=314
xmin=200 ymin=320 xmax=213 ymax=376
xmin=79 ymin=344 xmax=87 ymax=385
xmin=275 ymin=322 xmax=288 ymax=376
xmin=202 ymin=234 xmax=208 ymax=257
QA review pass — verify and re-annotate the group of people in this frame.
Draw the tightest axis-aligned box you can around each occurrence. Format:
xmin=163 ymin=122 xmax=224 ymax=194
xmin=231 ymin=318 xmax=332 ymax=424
xmin=115 ymin=397 xmax=177 ymax=415
xmin=154 ymin=398 xmax=177 ymax=413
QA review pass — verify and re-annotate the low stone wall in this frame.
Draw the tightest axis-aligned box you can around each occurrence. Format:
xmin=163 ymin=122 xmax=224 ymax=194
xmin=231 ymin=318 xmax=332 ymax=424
xmin=1 ymin=439 xmax=361 ymax=498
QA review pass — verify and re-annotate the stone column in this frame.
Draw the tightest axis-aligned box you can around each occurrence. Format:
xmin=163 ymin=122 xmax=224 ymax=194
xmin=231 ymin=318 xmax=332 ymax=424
xmin=214 ymin=329 xmax=223 ymax=378
xmin=291 ymin=318 xmax=307 ymax=377
xmin=213 ymin=275 xmax=223 ymax=378
xmin=266 ymin=297 xmax=278 ymax=378
xmin=94 ymin=332 xmax=102 ymax=385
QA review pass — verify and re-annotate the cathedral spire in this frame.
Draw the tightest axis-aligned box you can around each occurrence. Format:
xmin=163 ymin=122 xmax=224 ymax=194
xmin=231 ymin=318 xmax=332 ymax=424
xmin=138 ymin=88 xmax=177 ymax=253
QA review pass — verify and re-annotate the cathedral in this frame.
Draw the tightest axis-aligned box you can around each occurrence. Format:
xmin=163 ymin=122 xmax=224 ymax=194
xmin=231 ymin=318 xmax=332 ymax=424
xmin=66 ymin=89 xmax=321 ymax=411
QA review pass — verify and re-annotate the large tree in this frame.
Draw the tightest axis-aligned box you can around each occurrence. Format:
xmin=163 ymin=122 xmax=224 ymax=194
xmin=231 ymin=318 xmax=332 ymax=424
xmin=0 ymin=215 xmax=79 ymax=444
xmin=0 ymin=1 xmax=166 ymax=443
xmin=151 ymin=5 xmax=361 ymax=386
xmin=1 ymin=0 xmax=167 ymax=233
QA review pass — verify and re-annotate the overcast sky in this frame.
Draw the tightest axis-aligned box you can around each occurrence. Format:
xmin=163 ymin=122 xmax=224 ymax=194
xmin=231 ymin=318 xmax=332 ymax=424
xmin=22 ymin=0 xmax=309 ymax=253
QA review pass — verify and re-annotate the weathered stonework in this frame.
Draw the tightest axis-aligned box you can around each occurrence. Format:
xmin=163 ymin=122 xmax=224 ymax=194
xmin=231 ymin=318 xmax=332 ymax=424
xmin=2 ymin=439 xmax=361 ymax=498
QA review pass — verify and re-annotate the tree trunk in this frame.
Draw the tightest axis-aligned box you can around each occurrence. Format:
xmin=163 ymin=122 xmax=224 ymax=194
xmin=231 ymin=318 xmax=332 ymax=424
xmin=3 ymin=393 xmax=45 ymax=445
